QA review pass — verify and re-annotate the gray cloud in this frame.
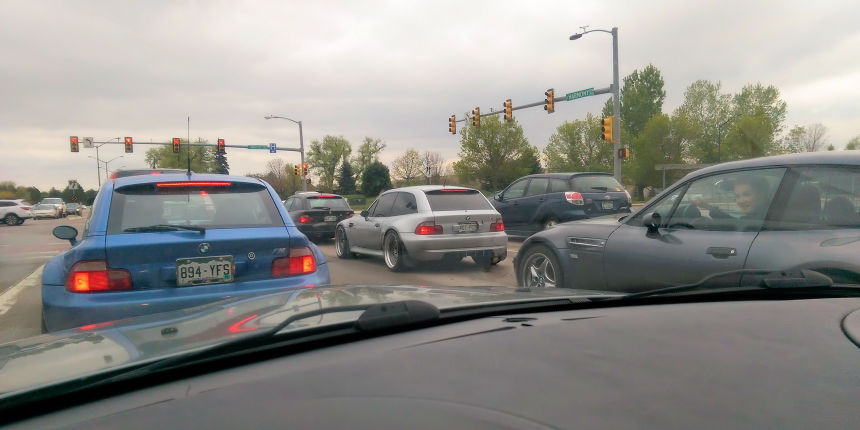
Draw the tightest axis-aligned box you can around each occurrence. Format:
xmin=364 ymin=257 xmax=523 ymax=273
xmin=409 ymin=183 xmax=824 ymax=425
xmin=1 ymin=0 xmax=858 ymax=190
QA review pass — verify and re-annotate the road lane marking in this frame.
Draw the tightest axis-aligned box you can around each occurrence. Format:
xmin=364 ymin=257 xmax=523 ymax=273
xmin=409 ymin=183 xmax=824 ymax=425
xmin=0 ymin=265 xmax=43 ymax=316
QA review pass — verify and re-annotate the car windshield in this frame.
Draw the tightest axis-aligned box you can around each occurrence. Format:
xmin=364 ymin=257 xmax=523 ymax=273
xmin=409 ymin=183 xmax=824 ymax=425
xmin=1 ymin=1 xmax=858 ymax=414
xmin=307 ymin=196 xmax=350 ymax=210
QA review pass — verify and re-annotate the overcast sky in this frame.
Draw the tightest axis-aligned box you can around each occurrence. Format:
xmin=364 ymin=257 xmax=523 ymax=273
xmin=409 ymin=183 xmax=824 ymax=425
xmin=1 ymin=0 xmax=858 ymax=191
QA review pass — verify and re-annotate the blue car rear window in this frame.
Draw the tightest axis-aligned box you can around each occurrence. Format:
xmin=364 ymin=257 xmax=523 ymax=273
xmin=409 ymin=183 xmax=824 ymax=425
xmin=571 ymin=175 xmax=624 ymax=192
xmin=107 ymin=182 xmax=284 ymax=234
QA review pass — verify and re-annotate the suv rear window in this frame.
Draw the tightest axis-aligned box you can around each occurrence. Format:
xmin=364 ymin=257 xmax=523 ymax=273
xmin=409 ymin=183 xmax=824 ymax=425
xmin=107 ymin=182 xmax=284 ymax=234
xmin=571 ymin=175 xmax=624 ymax=192
xmin=424 ymin=189 xmax=493 ymax=211
xmin=307 ymin=196 xmax=351 ymax=210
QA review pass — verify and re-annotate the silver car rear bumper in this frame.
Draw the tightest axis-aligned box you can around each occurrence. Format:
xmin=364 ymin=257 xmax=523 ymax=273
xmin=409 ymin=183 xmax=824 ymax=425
xmin=400 ymin=231 xmax=508 ymax=262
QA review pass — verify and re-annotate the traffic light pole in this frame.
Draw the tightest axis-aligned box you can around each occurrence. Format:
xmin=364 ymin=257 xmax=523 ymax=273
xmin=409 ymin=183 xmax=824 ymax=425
xmin=298 ymin=120 xmax=306 ymax=192
xmin=611 ymin=27 xmax=621 ymax=183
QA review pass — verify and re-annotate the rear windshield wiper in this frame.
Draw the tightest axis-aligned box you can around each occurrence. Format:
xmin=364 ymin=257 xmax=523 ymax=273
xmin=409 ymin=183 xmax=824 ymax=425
xmin=622 ymin=269 xmax=840 ymax=300
xmin=123 ymin=224 xmax=205 ymax=234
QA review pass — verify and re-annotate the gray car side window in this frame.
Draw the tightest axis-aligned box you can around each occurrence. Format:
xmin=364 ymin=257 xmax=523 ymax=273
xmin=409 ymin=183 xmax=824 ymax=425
xmin=504 ymin=179 xmax=529 ymax=199
xmin=372 ymin=193 xmax=397 ymax=217
xmin=627 ymin=186 xmax=687 ymax=227
xmin=390 ymin=192 xmax=417 ymax=216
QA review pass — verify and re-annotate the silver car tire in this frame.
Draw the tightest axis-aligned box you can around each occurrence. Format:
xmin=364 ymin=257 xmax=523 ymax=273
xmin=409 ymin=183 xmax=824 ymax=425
xmin=519 ymin=245 xmax=564 ymax=289
xmin=383 ymin=231 xmax=406 ymax=272
xmin=335 ymin=226 xmax=354 ymax=259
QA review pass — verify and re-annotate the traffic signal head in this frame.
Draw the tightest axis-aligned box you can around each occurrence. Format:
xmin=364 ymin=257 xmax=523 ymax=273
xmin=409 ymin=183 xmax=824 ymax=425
xmin=217 ymin=138 xmax=226 ymax=154
xmin=504 ymin=99 xmax=513 ymax=122
xmin=172 ymin=138 xmax=180 ymax=153
xmin=472 ymin=108 xmax=480 ymax=127
xmin=294 ymin=164 xmax=300 ymax=175
xmin=618 ymin=147 xmax=629 ymax=159
xmin=124 ymin=137 xmax=133 ymax=153
xmin=601 ymin=116 xmax=614 ymax=143
xmin=544 ymin=89 xmax=554 ymax=113
xmin=69 ymin=136 xmax=79 ymax=152
xmin=302 ymin=163 xmax=308 ymax=175
xmin=448 ymin=115 xmax=456 ymax=134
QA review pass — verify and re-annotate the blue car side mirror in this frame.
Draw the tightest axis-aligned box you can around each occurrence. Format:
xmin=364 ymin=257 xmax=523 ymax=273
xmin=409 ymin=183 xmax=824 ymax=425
xmin=53 ymin=225 xmax=78 ymax=246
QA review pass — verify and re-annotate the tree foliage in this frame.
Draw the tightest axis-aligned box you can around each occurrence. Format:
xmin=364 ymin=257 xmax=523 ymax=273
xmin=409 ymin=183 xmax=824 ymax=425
xmin=628 ymin=114 xmax=695 ymax=192
xmin=336 ymin=160 xmax=357 ymax=195
xmin=352 ymin=137 xmax=386 ymax=186
xmin=0 ymin=181 xmax=41 ymax=202
xmin=213 ymin=151 xmax=230 ymax=175
xmin=543 ymin=114 xmax=612 ymax=173
xmin=420 ymin=151 xmax=445 ymax=184
xmin=392 ymin=149 xmax=424 ymax=186
xmin=361 ymin=161 xmax=391 ymax=197
xmin=247 ymin=158 xmax=301 ymax=199
xmin=452 ymin=116 xmax=538 ymax=191
xmin=846 ymin=135 xmax=859 ymax=150
xmin=144 ymin=138 xmax=216 ymax=172
xmin=620 ymin=64 xmax=666 ymax=138
xmin=307 ymin=135 xmax=351 ymax=192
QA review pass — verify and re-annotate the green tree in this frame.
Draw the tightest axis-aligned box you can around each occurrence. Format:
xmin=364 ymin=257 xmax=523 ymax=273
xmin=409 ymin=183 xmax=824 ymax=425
xmin=213 ymin=151 xmax=230 ymax=174
xmin=846 ymin=135 xmax=859 ymax=150
xmin=307 ymin=135 xmax=352 ymax=192
xmin=144 ymin=138 xmax=215 ymax=172
xmin=452 ymin=116 xmax=538 ymax=191
xmin=673 ymin=80 xmax=731 ymax=163
xmin=48 ymin=187 xmax=62 ymax=198
xmin=628 ymin=114 xmax=693 ymax=194
xmin=732 ymin=83 xmax=787 ymax=136
xmin=721 ymin=114 xmax=777 ymax=160
xmin=361 ymin=161 xmax=391 ymax=197
xmin=336 ymin=160 xmax=357 ymax=195
xmin=352 ymin=137 xmax=386 ymax=186
xmin=23 ymin=187 xmax=41 ymax=203
xmin=780 ymin=125 xmax=806 ymax=153
xmin=544 ymin=114 xmax=613 ymax=173
xmin=619 ymin=64 xmax=666 ymax=138
xmin=392 ymin=149 xmax=424 ymax=186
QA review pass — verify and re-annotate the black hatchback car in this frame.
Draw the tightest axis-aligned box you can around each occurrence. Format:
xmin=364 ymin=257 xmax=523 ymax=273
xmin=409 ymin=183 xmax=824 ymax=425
xmin=284 ymin=192 xmax=354 ymax=241
xmin=491 ymin=172 xmax=632 ymax=237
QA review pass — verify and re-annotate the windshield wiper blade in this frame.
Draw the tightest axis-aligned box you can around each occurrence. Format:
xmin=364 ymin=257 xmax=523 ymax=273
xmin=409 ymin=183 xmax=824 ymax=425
xmin=123 ymin=224 xmax=205 ymax=233
xmin=623 ymin=269 xmax=836 ymax=300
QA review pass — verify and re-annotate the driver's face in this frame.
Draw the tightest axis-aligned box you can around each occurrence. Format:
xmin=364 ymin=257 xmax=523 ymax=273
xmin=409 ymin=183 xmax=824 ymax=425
xmin=734 ymin=183 xmax=759 ymax=214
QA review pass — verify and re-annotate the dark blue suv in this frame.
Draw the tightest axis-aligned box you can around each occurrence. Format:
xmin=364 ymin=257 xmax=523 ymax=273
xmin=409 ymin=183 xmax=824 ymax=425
xmin=491 ymin=172 xmax=631 ymax=237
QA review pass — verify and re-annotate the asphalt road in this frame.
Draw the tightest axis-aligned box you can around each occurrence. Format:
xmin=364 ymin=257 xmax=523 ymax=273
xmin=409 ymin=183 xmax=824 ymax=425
xmin=0 ymin=213 xmax=87 ymax=343
xmin=0 ymin=217 xmax=523 ymax=344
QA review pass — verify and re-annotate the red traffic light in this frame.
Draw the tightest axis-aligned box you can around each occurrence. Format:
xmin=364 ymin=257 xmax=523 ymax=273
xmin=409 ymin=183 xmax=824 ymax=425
xmin=172 ymin=138 xmax=181 ymax=153
xmin=69 ymin=136 xmax=79 ymax=152
xmin=217 ymin=138 xmax=226 ymax=154
xmin=124 ymin=137 xmax=133 ymax=153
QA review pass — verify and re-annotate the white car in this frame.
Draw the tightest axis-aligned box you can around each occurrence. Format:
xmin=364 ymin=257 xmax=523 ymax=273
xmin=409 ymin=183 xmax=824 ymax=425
xmin=0 ymin=199 xmax=34 ymax=225
xmin=32 ymin=204 xmax=60 ymax=219
xmin=39 ymin=198 xmax=66 ymax=217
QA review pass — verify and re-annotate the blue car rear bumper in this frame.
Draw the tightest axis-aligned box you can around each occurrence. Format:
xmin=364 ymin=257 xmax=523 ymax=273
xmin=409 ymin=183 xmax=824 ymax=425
xmin=42 ymin=264 xmax=330 ymax=332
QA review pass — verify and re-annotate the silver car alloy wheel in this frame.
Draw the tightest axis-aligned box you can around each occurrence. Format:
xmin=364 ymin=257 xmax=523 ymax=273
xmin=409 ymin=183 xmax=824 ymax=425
xmin=522 ymin=252 xmax=558 ymax=288
xmin=383 ymin=234 xmax=400 ymax=269
xmin=335 ymin=228 xmax=348 ymax=256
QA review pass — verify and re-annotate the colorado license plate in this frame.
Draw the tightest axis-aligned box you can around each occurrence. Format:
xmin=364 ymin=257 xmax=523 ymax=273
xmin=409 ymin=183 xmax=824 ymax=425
xmin=176 ymin=255 xmax=233 ymax=286
xmin=324 ymin=216 xmax=336 ymax=222
xmin=601 ymin=201 xmax=614 ymax=210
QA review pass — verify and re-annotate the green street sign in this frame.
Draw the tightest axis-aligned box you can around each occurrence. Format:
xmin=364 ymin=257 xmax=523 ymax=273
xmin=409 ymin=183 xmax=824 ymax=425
xmin=565 ymin=88 xmax=595 ymax=101
xmin=247 ymin=145 xmax=268 ymax=149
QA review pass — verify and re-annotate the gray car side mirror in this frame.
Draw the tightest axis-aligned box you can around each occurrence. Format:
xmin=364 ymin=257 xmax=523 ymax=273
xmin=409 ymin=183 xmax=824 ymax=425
xmin=360 ymin=210 xmax=369 ymax=218
xmin=643 ymin=212 xmax=661 ymax=235
xmin=493 ymin=193 xmax=502 ymax=201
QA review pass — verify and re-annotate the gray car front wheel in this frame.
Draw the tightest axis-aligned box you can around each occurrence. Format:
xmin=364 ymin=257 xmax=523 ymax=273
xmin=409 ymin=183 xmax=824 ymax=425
xmin=519 ymin=245 xmax=564 ymax=288
xmin=335 ymin=226 xmax=353 ymax=259
xmin=4 ymin=213 xmax=20 ymax=226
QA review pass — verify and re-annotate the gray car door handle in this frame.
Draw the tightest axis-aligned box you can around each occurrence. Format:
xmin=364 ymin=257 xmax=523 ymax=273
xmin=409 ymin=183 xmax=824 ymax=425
xmin=348 ymin=222 xmax=354 ymax=227
xmin=375 ymin=223 xmax=380 ymax=227
xmin=706 ymin=247 xmax=737 ymax=258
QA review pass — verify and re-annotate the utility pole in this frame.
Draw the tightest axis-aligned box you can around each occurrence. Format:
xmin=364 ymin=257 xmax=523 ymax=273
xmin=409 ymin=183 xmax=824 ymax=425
xmin=611 ymin=27 xmax=621 ymax=183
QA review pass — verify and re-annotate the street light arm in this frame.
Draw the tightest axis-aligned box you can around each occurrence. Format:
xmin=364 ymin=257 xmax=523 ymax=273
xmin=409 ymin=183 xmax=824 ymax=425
xmin=264 ymin=115 xmax=300 ymax=125
xmin=570 ymin=29 xmax=613 ymax=39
